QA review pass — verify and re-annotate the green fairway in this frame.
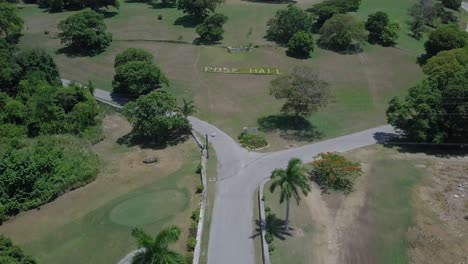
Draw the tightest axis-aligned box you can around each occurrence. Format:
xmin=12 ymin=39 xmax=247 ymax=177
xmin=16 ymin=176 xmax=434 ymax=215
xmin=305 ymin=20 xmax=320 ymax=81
xmin=17 ymin=1 xmax=425 ymax=150
xmin=20 ymin=153 xmax=199 ymax=264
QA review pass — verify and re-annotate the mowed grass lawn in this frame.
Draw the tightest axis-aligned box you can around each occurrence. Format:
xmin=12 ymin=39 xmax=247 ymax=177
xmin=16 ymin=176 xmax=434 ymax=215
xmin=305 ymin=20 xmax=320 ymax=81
xmin=0 ymin=114 xmax=202 ymax=264
xmin=18 ymin=0 xmax=424 ymax=149
xmin=264 ymin=146 xmax=424 ymax=264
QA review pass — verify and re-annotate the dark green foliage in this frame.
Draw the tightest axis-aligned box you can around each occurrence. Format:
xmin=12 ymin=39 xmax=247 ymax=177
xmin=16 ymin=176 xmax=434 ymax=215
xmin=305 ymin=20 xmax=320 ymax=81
xmin=270 ymin=66 xmax=330 ymax=116
xmin=0 ymin=235 xmax=36 ymax=263
xmin=191 ymin=208 xmax=200 ymax=222
xmin=238 ymin=133 xmax=268 ymax=149
xmin=307 ymin=0 xmax=361 ymax=29
xmin=380 ymin=21 xmax=400 ymax=46
xmin=0 ymin=138 xmax=99 ymax=220
xmin=287 ymin=31 xmax=314 ymax=58
xmin=264 ymin=232 xmax=274 ymax=244
xmin=387 ymin=53 xmax=468 ymax=143
xmin=0 ymin=3 xmax=23 ymax=40
xmin=112 ymin=61 xmax=168 ymax=96
xmin=122 ymin=90 xmax=191 ymax=141
xmin=0 ymin=40 xmax=20 ymax=92
xmin=177 ymin=0 xmax=223 ymax=18
xmin=195 ymin=13 xmax=228 ymax=43
xmin=441 ymin=0 xmax=461 ymax=10
xmin=114 ymin=48 xmax=154 ymax=68
xmin=58 ymin=10 xmax=112 ymax=54
xmin=319 ymin=14 xmax=367 ymax=51
xmin=266 ymin=5 xmax=313 ymax=44
xmin=38 ymin=0 xmax=119 ymax=12
xmin=365 ymin=11 xmax=389 ymax=43
xmin=424 ymin=24 xmax=468 ymax=58
xmin=16 ymin=49 xmax=61 ymax=86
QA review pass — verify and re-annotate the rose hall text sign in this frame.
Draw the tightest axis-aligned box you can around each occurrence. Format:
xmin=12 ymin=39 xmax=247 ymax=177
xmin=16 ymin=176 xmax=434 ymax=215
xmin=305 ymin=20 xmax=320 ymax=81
xmin=204 ymin=67 xmax=283 ymax=75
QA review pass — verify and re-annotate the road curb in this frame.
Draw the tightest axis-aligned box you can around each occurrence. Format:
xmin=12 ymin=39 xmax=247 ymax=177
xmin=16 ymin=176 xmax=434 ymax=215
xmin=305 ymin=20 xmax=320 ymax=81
xmin=258 ymin=178 xmax=271 ymax=264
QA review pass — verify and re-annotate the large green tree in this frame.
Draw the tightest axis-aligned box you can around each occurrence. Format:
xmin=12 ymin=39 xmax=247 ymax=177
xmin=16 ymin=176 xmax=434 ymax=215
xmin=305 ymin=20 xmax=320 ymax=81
xmin=287 ymin=31 xmax=315 ymax=58
xmin=424 ymin=24 xmax=468 ymax=58
xmin=122 ymin=90 xmax=191 ymax=142
xmin=113 ymin=60 xmax=168 ymax=97
xmin=131 ymin=226 xmax=185 ymax=264
xmin=266 ymin=5 xmax=313 ymax=44
xmin=58 ymin=10 xmax=112 ymax=54
xmin=114 ymin=48 xmax=154 ymax=68
xmin=365 ymin=11 xmax=389 ymax=43
xmin=196 ymin=13 xmax=228 ymax=43
xmin=318 ymin=14 xmax=367 ymax=51
xmin=177 ymin=0 xmax=223 ymax=19
xmin=270 ymin=158 xmax=311 ymax=231
xmin=16 ymin=49 xmax=61 ymax=86
xmin=270 ymin=66 xmax=330 ymax=116
xmin=423 ymin=48 xmax=468 ymax=85
xmin=0 ymin=3 xmax=23 ymax=42
xmin=0 ymin=39 xmax=20 ymax=91
xmin=307 ymin=0 xmax=361 ymax=29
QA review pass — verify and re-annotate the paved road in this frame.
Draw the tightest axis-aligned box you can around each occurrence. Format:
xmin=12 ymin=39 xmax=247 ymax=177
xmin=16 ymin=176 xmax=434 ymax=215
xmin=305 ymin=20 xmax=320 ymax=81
xmin=62 ymin=80 xmax=396 ymax=264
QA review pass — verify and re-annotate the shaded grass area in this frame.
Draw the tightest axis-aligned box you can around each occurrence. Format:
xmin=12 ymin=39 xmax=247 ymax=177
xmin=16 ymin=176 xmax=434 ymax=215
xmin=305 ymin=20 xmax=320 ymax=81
xmin=263 ymin=182 xmax=317 ymax=263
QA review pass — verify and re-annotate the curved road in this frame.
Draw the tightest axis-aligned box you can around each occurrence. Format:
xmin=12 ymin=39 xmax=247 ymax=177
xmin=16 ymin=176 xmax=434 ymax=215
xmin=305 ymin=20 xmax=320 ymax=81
xmin=63 ymin=80 xmax=396 ymax=264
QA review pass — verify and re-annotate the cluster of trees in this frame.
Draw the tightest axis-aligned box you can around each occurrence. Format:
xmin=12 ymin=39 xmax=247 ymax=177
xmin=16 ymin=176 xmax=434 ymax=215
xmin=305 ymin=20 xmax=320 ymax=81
xmin=266 ymin=2 xmax=400 ymax=56
xmin=0 ymin=2 xmax=23 ymax=43
xmin=0 ymin=235 xmax=36 ymax=263
xmin=112 ymin=48 xmax=168 ymax=97
xmin=177 ymin=0 xmax=223 ymax=18
xmin=26 ymin=0 xmax=119 ymax=12
xmin=58 ymin=10 xmax=112 ymax=54
xmin=409 ymin=0 xmax=462 ymax=40
xmin=424 ymin=24 xmax=468 ymax=58
xmin=387 ymin=46 xmax=468 ymax=144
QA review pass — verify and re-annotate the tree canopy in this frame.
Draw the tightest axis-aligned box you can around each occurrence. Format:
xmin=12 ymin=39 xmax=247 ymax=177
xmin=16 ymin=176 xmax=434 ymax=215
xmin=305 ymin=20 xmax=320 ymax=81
xmin=58 ymin=10 xmax=112 ymax=54
xmin=32 ymin=0 xmax=119 ymax=12
xmin=196 ymin=13 xmax=228 ymax=43
xmin=266 ymin=5 xmax=313 ymax=44
xmin=319 ymin=14 xmax=367 ymax=51
xmin=287 ymin=31 xmax=315 ymax=58
xmin=0 ymin=235 xmax=36 ymax=263
xmin=113 ymin=61 xmax=168 ymax=97
xmin=122 ymin=90 xmax=191 ymax=142
xmin=307 ymin=0 xmax=361 ymax=29
xmin=441 ymin=0 xmax=461 ymax=10
xmin=114 ymin=48 xmax=154 ymax=68
xmin=365 ymin=11 xmax=389 ymax=43
xmin=0 ymin=3 xmax=23 ymax=41
xmin=424 ymin=24 xmax=468 ymax=58
xmin=177 ymin=0 xmax=223 ymax=19
xmin=270 ymin=66 xmax=330 ymax=116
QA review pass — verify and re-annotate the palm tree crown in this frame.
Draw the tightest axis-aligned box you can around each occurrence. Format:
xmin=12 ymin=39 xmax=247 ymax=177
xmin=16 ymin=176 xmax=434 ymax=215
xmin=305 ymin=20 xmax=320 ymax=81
xmin=131 ymin=226 xmax=185 ymax=264
xmin=177 ymin=98 xmax=196 ymax=117
xmin=270 ymin=158 xmax=310 ymax=230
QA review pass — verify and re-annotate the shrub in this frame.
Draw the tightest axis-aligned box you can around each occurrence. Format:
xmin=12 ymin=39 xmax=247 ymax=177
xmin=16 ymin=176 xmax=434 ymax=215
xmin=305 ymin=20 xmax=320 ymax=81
xmin=268 ymin=244 xmax=275 ymax=252
xmin=195 ymin=162 xmax=202 ymax=174
xmin=0 ymin=235 xmax=37 ymax=263
xmin=186 ymin=237 xmax=197 ymax=251
xmin=157 ymin=14 xmax=163 ymax=20
xmin=266 ymin=5 xmax=313 ymax=44
xmin=287 ymin=31 xmax=315 ymax=58
xmin=196 ymin=184 xmax=203 ymax=193
xmin=265 ymin=232 xmax=274 ymax=244
xmin=307 ymin=0 xmax=361 ymax=29
xmin=319 ymin=14 xmax=367 ymax=51
xmin=442 ymin=0 xmax=461 ymax=10
xmin=238 ymin=133 xmax=268 ymax=149
xmin=189 ymin=221 xmax=198 ymax=236
xmin=365 ymin=11 xmax=389 ymax=43
xmin=310 ymin=152 xmax=362 ymax=193
xmin=191 ymin=208 xmax=200 ymax=222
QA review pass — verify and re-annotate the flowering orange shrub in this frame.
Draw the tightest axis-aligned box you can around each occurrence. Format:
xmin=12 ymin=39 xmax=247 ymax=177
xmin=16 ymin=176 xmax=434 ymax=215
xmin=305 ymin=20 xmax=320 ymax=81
xmin=311 ymin=152 xmax=362 ymax=193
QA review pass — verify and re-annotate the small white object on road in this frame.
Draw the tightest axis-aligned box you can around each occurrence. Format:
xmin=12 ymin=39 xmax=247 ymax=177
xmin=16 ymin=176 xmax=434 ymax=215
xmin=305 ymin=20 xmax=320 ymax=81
xmin=211 ymin=132 xmax=217 ymax=137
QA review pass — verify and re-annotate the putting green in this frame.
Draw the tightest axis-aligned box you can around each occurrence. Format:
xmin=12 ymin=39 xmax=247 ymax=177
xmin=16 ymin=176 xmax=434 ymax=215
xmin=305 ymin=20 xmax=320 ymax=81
xmin=109 ymin=189 xmax=186 ymax=227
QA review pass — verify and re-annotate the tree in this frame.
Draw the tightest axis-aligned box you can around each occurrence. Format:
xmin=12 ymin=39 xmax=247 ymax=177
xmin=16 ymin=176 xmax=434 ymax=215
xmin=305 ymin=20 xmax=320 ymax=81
xmin=0 ymin=3 xmax=23 ymax=41
xmin=113 ymin=61 xmax=168 ymax=96
xmin=318 ymin=14 xmax=367 ymax=51
xmin=16 ymin=49 xmax=61 ymax=86
xmin=195 ymin=13 xmax=228 ymax=43
xmin=114 ymin=48 xmax=154 ymax=68
xmin=177 ymin=98 xmax=196 ymax=117
xmin=0 ymin=40 xmax=20 ymax=91
xmin=409 ymin=0 xmax=437 ymax=28
xmin=58 ymin=10 xmax=112 ymax=54
xmin=0 ymin=235 xmax=36 ymax=263
xmin=307 ymin=0 xmax=361 ymax=29
xmin=424 ymin=24 xmax=468 ymax=58
xmin=177 ymin=0 xmax=223 ymax=19
xmin=122 ymin=90 xmax=191 ymax=142
xmin=380 ymin=21 xmax=400 ymax=46
xmin=409 ymin=15 xmax=425 ymax=40
xmin=287 ymin=31 xmax=315 ymax=58
xmin=422 ymin=48 xmax=468 ymax=84
xmin=131 ymin=226 xmax=185 ymax=264
xmin=270 ymin=66 xmax=330 ymax=117
xmin=386 ymin=64 xmax=468 ymax=144
xmin=441 ymin=0 xmax=461 ymax=10
xmin=310 ymin=152 xmax=362 ymax=193
xmin=365 ymin=11 xmax=389 ymax=43
xmin=266 ymin=5 xmax=313 ymax=44
xmin=269 ymin=158 xmax=310 ymax=231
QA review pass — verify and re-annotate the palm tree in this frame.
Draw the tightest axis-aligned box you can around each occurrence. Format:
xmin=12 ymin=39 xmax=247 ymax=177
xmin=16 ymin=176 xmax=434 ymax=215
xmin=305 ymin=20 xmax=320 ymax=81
xmin=177 ymin=98 xmax=196 ymax=117
xmin=131 ymin=226 xmax=185 ymax=264
xmin=270 ymin=158 xmax=311 ymax=231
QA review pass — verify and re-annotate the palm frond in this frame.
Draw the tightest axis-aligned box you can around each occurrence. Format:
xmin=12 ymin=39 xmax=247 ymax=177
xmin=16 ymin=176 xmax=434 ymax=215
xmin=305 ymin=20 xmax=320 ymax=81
xmin=131 ymin=228 xmax=154 ymax=249
xmin=154 ymin=226 xmax=182 ymax=249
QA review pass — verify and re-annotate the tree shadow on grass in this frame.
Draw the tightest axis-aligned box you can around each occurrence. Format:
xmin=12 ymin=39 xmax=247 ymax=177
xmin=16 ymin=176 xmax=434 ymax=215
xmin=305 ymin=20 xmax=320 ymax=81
xmin=258 ymin=114 xmax=323 ymax=142
xmin=174 ymin=15 xmax=202 ymax=28
xmin=117 ymin=132 xmax=190 ymax=150
xmin=241 ymin=0 xmax=296 ymax=3
xmin=56 ymin=46 xmax=102 ymax=58
xmin=96 ymin=9 xmax=119 ymax=18
xmin=373 ymin=132 xmax=468 ymax=158
xmin=251 ymin=213 xmax=293 ymax=240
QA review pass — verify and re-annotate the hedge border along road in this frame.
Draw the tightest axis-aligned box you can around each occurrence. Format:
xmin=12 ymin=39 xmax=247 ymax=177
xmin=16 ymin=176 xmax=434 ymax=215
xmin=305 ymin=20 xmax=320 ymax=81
xmin=203 ymin=67 xmax=283 ymax=75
